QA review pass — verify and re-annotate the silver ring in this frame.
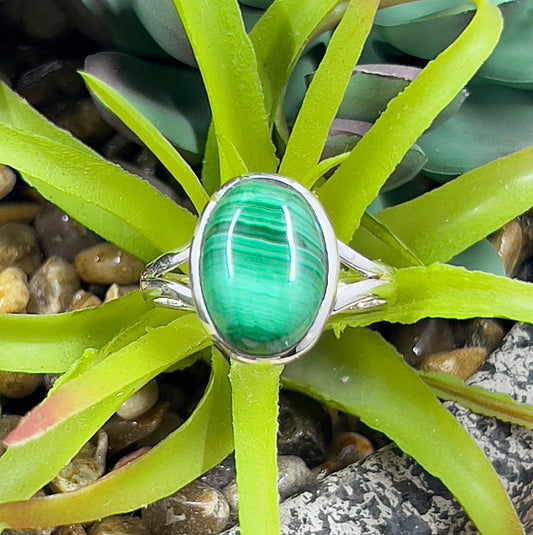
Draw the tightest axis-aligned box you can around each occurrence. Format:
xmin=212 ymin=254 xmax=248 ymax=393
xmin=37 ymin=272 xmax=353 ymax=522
xmin=140 ymin=173 xmax=392 ymax=365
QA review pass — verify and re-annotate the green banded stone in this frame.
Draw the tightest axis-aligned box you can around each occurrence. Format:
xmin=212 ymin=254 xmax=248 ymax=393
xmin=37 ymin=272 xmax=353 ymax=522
xmin=198 ymin=177 xmax=328 ymax=357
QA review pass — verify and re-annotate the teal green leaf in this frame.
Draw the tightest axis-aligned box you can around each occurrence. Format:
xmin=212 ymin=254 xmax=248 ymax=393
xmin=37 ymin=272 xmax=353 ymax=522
xmin=373 ymin=146 xmax=533 ymax=265
xmin=172 ymin=0 xmax=277 ymax=181
xmin=0 ymin=351 xmax=232 ymax=528
xmin=0 ymin=314 xmax=209 ymax=505
xmin=417 ymin=79 xmax=533 ymax=178
xmin=449 ymin=239 xmax=505 ymax=276
xmin=279 ymin=0 xmax=378 ymax=182
xmin=336 ymin=65 xmax=468 ymax=130
xmin=420 ymin=371 xmax=533 ymax=430
xmin=0 ymin=292 xmax=152 ymax=374
xmin=282 ymin=327 xmax=523 ymax=535
xmin=80 ymin=70 xmax=208 ymax=212
xmin=230 ymin=361 xmax=282 ymax=535
xmin=336 ymin=264 xmax=533 ymax=329
xmin=0 ymin=121 xmax=196 ymax=262
xmin=317 ymin=0 xmax=503 ymax=243
xmin=84 ymin=52 xmax=211 ymax=164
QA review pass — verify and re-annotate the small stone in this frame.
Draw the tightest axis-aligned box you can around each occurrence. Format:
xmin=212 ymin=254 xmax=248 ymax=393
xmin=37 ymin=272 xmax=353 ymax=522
xmin=222 ymin=455 xmax=312 ymax=517
xmin=277 ymin=390 xmax=331 ymax=466
xmin=50 ymin=430 xmax=107 ymax=493
xmin=316 ymin=432 xmax=375 ymax=479
xmin=461 ymin=318 xmax=505 ymax=354
xmin=75 ymin=243 xmax=144 ymax=285
xmin=385 ymin=318 xmax=456 ymax=368
xmin=16 ymin=60 xmax=83 ymax=108
xmin=112 ymin=447 xmax=151 ymax=471
xmin=198 ymin=176 xmax=328 ymax=357
xmin=200 ymin=455 xmax=235 ymax=490
xmin=0 ymin=414 xmax=21 ymax=456
xmin=34 ymin=205 xmax=101 ymax=263
xmin=105 ymin=402 xmax=169 ymax=456
xmin=0 ymin=266 xmax=29 ymax=313
xmin=142 ymin=481 xmax=230 ymax=535
xmin=54 ymin=524 xmax=87 ymax=535
xmin=0 ymin=203 xmax=40 ymax=225
xmin=104 ymin=283 xmax=138 ymax=303
xmin=46 ymin=99 xmax=114 ymax=145
xmin=277 ymin=455 xmax=313 ymax=499
xmin=69 ymin=289 xmax=101 ymax=311
xmin=0 ymin=223 xmax=41 ymax=275
xmin=117 ymin=380 xmax=159 ymax=420
xmin=490 ymin=220 xmax=523 ymax=276
xmin=21 ymin=0 xmax=70 ymax=40
xmin=27 ymin=256 xmax=80 ymax=314
xmin=89 ymin=516 xmax=149 ymax=535
xmin=0 ymin=371 xmax=41 ymax=399
xmin=420 ymin=347 xmax=488 ymax=381
xmin=0 ymin=165 xmax=16 ymax=200
xmin=136 ymin=410 xmax=183 ymax=448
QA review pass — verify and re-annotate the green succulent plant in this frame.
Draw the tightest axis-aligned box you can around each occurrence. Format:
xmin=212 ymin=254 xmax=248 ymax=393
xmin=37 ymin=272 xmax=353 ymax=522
xmin=0 ymin=1 xmax=532 ymax=535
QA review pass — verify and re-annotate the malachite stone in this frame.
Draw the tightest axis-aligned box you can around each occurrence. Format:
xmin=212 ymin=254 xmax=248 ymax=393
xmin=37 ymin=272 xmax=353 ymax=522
xmin=198 ymin=177 xmax=328 ymax=357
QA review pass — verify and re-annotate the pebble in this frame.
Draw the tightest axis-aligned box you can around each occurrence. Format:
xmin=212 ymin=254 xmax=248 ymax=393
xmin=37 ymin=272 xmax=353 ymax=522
xmin=47 ymin=98 xmax=114 ymax=145
xmin=0 ymin=266 xmax=29 ymax=313
xmin=420 ymin=346 xmax=488 ymax=381
xmin=89 ymin=516 xmax=149 ymax=535
xmin=16 ymin=60 xmax=84 ymax=109
xmin=21 ymin=0 xmax=70 ymax=41
xmin=0 ymin=223 xmax=41 ymax=275
xmin=112 ymin=447 xmax=151 ymax=471
xmin=136 ymin=410 xmax=183 ymax=448
xmin=0 ymin=165 xmax=16 ymax=200
xmin=142 ymin=481 xmax=230 ymax=535
xmin=460 ymin=318 xmax=505 ymax=354
xmin=0 ymin=203 xmax=40 ymax=225
xmin=490 ymin=220 xmax=523 ymax=275
xmin=34 ymin=205 xmax=101 ymax=263
xmin=117 ymin=380 xmax=159 ymax=420
xmin=75 ymin=243 xmax=145 ymax=286
xmin=222 ymin=455 xmax=312 ymax=517
xmin=105 ymin=401 xmax=168 ymax=456
xmin=277 ymin=390 xmax=331 ymax=466
xmin=27 ymin=256 xmax=80 ymax=314
xmin=0 ymin=371 xmax=41 ymax=399
xmin=0 ymin=414 xmax=21 ymax=456
xmin=316 ymin=432 xmax=375 ymax=479
xmin=385 ymin=318 xmax=456 ymax=368
xmin=49 ymin=430 xmax=107 ymax=493
xmin=104 ymin=283 xmax=138 ymax=302
xmin=54 ymin=525 xmax=87 ymax=535
xmin=200 ymin=455 xmax=235 ymax=490
xmin=68 ymin=289 xmax=101 ymax=311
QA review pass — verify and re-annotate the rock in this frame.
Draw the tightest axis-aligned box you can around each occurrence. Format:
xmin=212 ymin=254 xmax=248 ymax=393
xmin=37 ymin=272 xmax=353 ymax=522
xmin=0 ymin=223 xmax=41 ymax=275
xmin=0 ymin=203 xmax=40 ymax=225
xmin=316 ymin=432 xmax=375 ymax=479
xmin=46 ymin=98 xmax=114 ymax=145
xmin=277 ymin=390 xmax=331 ymax=466
xmin=459 ymin=318 xmax=506 ymax=354
xmin=21 ymin=0 xmax=70 ymax=41
xmin=54 ymin=524 xmax=87 ymax=535
xmin=135 ymin=410 xmax=183 ymax=448
xmin=50 ymin=430 xmax=107 ymax=493
xmin=0 ymin=370 xmax=41 ymax=399
xmin=68 ymin=289 xmax=101 ymax=311
xmin=27 ymin=256 xmax=80 ymax=314
xmin=200 ymin=455 xmax=235 ymax=490
xmin=34 ymin=205 xmax=101 ymax=263
xmin=0 ymin=266 xmax=29 ymax=313
xmin=89 ymin=516 xmax=149 ymax=535
xmin=117 ymin=380 xmax=159 ymax=420
xmin=0 ymin=415 xmax=21 ymax=456
xmin=75 ymin=243 xmax=144 ymax=285
xmin=222 ymin=323 xmax=533 ymax=535
xmin=112 ymin=447 xmax=151 ymax=471
xmin=104 ymin=402 xmax=169 ymax=456
xmin=142 ymin=481 xmax=230 ymax=535
xmin=0 ymin=165 xmax=16 ymax=200
xmin=385 ymin=318 xmax=456 ymax=368
xmin=104 ymin=283 xmax=138 ymax=302
xmin=420 ymin=346 xmax=488 ymax=381
xmin=490 ymin=219 xmax=523 ymax=276
xmin=16 ymin=60 xmax=84 ymax=109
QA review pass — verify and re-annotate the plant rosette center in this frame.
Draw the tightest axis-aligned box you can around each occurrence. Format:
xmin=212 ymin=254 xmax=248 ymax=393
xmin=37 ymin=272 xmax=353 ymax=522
xmin=190 ymin=173 xmax=338 ymax=363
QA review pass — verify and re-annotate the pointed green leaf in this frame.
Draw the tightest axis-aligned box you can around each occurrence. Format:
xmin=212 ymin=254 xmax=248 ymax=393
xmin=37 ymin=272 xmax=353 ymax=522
xmin=318 ymin=0 xmax=503 ymax=242
xmin=279 ymin=0 xmax=378 ymax=182
xmin=171 ymin=0 xmax=277 ymax=180
xmin=0 ymin=351 xmax=232 ymax=528
xmin=282 ymin=327 xmax=523 ymax=535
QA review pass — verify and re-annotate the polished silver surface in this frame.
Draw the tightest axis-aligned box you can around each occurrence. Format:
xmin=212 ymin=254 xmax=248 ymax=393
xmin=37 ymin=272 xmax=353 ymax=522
xmin=140 ymin=173 xmax=392 ymax=364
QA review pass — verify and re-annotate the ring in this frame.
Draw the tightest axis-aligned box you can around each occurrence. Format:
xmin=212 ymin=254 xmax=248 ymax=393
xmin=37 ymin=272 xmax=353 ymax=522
xmin=140 ymin=173 xmax=392 ymax=365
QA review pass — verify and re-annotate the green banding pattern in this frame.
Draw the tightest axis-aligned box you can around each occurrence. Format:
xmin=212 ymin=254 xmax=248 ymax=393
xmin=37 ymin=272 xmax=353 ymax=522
xmin=199 ymin=178 xmax=328 ymax=356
